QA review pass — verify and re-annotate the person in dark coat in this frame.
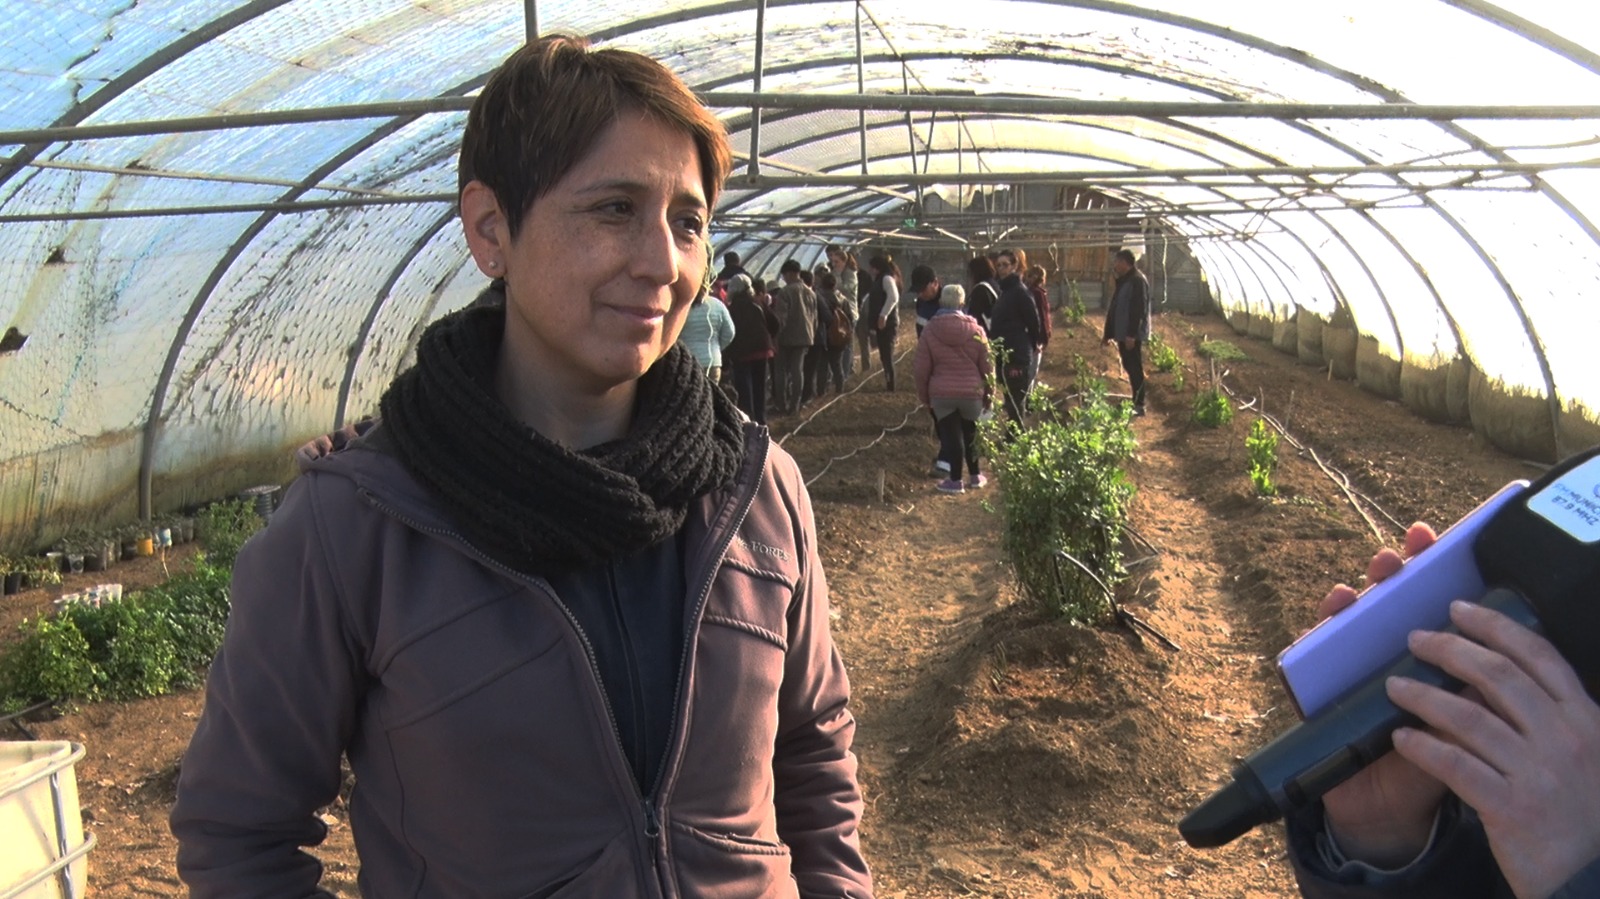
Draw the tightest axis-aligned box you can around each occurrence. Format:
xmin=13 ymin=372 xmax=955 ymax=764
xmin=1103 ymin=248 xmax=1151 ymax=416
xmin=714 ymin=250 xmax=749 ymax=284
xmin=723 ymin=273 xmax=779 ymax=423
xmin=990 ymin=249 xmax=1042 ymax=426
xmin=965 ymin=254 xmax=999 ymax=333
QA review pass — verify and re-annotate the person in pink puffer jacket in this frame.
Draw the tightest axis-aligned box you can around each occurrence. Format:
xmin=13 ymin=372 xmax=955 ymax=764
xmin=913 ymin=285 xmax=993 ymax=495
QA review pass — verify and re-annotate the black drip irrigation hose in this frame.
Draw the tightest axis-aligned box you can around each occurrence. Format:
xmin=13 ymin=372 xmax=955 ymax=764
xmin=1052 ymin=548 xmax=1180 ymax=651
xmin=0 ymin=696 xmax=59 ymax=740
xmin=766 ymin=345 xmax=926 ymax=491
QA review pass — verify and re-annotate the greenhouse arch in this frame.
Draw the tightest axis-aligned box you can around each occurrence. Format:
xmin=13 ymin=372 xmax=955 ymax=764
xmin=4 ymin=0 xmax=1600 ymax=548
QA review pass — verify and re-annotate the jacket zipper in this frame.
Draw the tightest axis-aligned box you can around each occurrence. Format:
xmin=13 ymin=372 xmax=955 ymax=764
xmin=605 ymin=563 xmax=649 ymax=785
xmin=358 ymin=425 xmax=771 ymax=898
xmin=642 ymin=430 xmax=770 ymax=899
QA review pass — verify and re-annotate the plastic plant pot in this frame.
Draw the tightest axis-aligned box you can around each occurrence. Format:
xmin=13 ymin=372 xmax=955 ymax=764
xmin=66 ymin=553 xmax=84 ymax=574
xmin=136 ymin=536 xmax=154 ymax=557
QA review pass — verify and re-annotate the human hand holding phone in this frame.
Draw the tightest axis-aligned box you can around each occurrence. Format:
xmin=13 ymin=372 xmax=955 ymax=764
xmin=1321 ymin=523 xmax=1600 ymax=897
xmin=1318 ymin=523 xmax=1451 ymax=866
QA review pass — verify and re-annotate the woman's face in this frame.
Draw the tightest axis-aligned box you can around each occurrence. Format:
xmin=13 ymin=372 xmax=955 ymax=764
xmin=468 ymin=112 xmax=709 ymax=396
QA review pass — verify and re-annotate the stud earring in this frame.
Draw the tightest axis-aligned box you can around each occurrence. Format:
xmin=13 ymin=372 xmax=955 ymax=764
xmin=487 ymin=259 xmax=500 ymax=271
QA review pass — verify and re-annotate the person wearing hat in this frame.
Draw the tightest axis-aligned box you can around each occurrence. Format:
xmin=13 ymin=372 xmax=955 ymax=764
xmin=910 ymin=264 xmax=941 ymax=338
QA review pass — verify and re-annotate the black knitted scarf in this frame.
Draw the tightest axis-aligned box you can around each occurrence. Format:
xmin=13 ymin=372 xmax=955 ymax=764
xmin=378 ymin=301 xmax=747 ymax=576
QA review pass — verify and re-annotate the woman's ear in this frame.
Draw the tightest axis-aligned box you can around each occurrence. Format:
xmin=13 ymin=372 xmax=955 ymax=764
xmin=460 ymin=181 xmax=511 ymax=277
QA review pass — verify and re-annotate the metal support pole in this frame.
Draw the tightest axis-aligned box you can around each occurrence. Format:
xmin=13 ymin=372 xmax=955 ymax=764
xmin=748 ymin=0 xmax=767 ymax=179
xmin=8 ymin=97 xmax=1600 ymax=148
xmin=525 ymin=0 xmax=538 ymax=42
xmin=902 ymin=63 xmax=920 ymax=212
xmin=855 ymin=2 xmax=867 ymax=175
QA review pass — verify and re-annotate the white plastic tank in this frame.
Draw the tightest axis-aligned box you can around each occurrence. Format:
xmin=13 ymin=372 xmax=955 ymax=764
xmin=0 ymin=741 xmax=94 ymax=899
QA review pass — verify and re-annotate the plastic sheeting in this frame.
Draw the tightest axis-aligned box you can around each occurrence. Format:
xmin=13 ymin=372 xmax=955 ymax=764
xmin=4 ymin=0 xmax=1600 ymax=547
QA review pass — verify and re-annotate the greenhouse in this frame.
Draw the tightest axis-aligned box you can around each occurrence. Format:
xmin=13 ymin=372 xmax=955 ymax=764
xmin=3 ymin=2 xmax=1600 ymax=897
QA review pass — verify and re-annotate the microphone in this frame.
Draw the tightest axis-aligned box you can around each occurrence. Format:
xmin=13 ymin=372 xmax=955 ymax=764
xmin=1179 ymin=443 xmax=1600 ymax=848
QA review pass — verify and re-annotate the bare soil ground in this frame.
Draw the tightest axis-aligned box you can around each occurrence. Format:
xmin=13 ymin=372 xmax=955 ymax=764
xmin=5 ymin=308 xmax=1536 ymax=897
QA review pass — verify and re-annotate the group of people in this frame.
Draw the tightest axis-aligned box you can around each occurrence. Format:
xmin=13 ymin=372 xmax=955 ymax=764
xmin=906 ymin=248 xmax=1051 ymax=494
xmin=676 ymin=247 xmax=906 ymax=423
xmin=684 ymin=243 xmax=1067 ymax=498
xmin=167 ymin=34 xmax=1597 ymax=899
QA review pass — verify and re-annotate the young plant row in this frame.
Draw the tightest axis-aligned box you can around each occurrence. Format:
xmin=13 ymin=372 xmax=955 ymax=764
xmin=2 ymin=515 xmax=200 ymax=595
xmin=0 ymin=499 xmax=264 ymax=713
xmin=982 ymin=363 xmax=1138 ymax=624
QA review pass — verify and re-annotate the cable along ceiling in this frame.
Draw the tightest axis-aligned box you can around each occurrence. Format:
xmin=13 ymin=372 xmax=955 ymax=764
xmin=1 ymin=0 xmax=1599 ymax=540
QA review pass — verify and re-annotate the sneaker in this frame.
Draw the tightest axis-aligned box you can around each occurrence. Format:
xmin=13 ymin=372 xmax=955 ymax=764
xmin=1133 ymin=404 xmax=1147 ymax=417
xmin=936 ymin=479 xmax=965 ymax=495
xmin=966 ymin=474 xmax=988 ymax=490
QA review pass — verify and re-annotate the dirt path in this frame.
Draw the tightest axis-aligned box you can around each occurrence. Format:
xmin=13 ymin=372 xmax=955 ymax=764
xmin=13 ymin=308 xmax=1537 ymax=897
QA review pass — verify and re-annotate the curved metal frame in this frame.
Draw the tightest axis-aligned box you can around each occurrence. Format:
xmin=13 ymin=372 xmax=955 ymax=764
xmin=10 ymin=0 xmax=1600 ymax=510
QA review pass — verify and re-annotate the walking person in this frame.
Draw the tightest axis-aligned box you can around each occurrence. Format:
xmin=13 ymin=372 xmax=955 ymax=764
xmin=1104 ymin=248 xmax=1151 ymax=416
xmin=910 ymin=264 xmax=941 ymax=337
xmin=991 ymin=248 xmax=1042 ymax=426
xmin=811 ymin=272 xmax=850 ymax=396
xmin=1024 ymin=263 xmax=1053 ymax=355
xmin=724 ymin=273 xmax=779 ymax=423
xmin=865 ymin=253 xmax=902 ymax=391
xmin=854 ymin=251 xmax=874 ymax=375
xmin=965 ymin=254 xmax=1000 ymax=333
xmin=170 ymin=36 xmax=872 ymax=899
xmin=914 ymin=284 xmax=992 ymax=495
xmin=772 ymin=259 xmax=816 ymax=414
xmin=827 ymin=246 xmax=860 ymax=379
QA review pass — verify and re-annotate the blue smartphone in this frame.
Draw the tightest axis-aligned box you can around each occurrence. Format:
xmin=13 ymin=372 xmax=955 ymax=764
xmin=1276 ymin=479 xmax=1529 ymax=718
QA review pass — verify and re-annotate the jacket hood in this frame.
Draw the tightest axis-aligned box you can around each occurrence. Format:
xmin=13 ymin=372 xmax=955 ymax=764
xmin=924 ymin=310 xmax=983 ymax=350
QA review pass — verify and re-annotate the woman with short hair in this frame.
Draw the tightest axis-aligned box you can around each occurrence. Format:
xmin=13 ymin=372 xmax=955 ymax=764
xmin=172 ymin=35 xmax=872 ymax=899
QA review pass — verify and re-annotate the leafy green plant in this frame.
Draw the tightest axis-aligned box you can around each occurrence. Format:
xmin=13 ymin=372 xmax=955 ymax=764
xmin=1246 ymin=418 xmax=1280 ymax=496
xmin=198 ymin=498 xmax=265 ymax=568
xmin=1148 ymin=333 xmax=1181 ymax=373
xmin=1197 ymin=337 xmax=1248 ymax=362
xmin=22 ymin=555 xmax=62 ymax=587
xmin=983 ymin=373 xmax=1136 ymax=623
xmin=1063 ymin=280 xmax=1086 ymax=325
xmin=1192 ymin=388 xmax=1234 ymax=427
xmin=0 ymin=561 xmax=233 ymax=710
xmin=0 ymin=616 xmax=99 ymax=708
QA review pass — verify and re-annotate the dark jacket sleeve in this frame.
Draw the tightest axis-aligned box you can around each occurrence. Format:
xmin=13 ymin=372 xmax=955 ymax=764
xmin=1286 ymin=799 xmax=1509 ymax=899
xmin=769 ymin=455 xmax=874 ymax=899
xmin=171 ymin=476 xmax=365 ymax=899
